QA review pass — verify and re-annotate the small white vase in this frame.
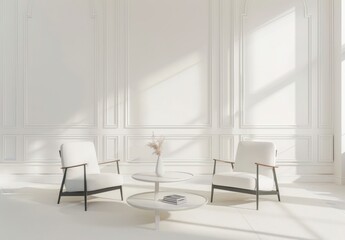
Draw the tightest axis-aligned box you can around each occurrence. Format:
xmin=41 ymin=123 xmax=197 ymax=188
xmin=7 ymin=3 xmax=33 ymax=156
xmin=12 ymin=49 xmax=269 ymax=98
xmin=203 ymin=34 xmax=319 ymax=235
xmin=155 ymin=156 xmax=165 ymax=177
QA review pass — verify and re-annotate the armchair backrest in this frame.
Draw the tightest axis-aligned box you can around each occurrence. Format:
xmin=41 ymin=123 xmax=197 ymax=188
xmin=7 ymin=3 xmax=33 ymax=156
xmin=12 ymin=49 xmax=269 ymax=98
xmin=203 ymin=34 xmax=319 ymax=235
xmin=60 ymin=142 xmax=100 ymax=179
xmin=234 ymin=141 xmax=276 ymax=178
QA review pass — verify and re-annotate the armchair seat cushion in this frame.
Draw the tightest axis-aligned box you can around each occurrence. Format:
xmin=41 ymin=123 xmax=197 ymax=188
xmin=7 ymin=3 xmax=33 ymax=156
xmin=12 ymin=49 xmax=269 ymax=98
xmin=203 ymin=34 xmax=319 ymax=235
xmin=65 ymin=173 xmax=123 ymax=192
xmin=212 ymin=172 xmax=274 ymax=191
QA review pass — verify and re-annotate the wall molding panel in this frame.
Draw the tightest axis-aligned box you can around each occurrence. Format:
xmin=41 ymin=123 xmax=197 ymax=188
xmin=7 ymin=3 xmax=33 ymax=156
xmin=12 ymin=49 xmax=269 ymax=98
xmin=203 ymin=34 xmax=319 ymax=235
xmin=2 ymin=135 xmax=17 ymax=161
xmin=22 ymin=0 xmax=99 ymax=128
xmin=318 ymin=135 xmax=333 ymax=163
xmin=219 ymin=0 xmax=235 ymax=128
xmin=317 ymin=0 xmax=333 ymax=129
xmin=1 ymin=0 xmax=18 ymax=128
xmin=220 ymin=135 xmax=235 ymax=161
xmin=124 ymin=0 xmax=213 ymax=129
xmin=103 ymin=0 xmax=119 ymax=128
xmin=104 ymin=135 xmax=119 ymax=161
xmin=0 ymin=0 xmax=335 ymax=182
xmin=0 ymin=0 xmax=3 ymax=128
xmin=239 ymin=0 xmax=313 ymax=129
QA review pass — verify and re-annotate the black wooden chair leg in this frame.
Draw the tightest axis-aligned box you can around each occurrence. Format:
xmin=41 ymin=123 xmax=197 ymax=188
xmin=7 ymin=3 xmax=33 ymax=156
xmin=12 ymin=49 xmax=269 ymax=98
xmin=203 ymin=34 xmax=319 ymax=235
xmin=57 ymin=184 xmax=63 ymax=204
xmin=83 ymin=165 xmax=87 ymax=211
xmin=273 ymin=168 xmax=280 ymax=202
xmin=120 ymin=186 xmax=123 ymax=201
xmin=256 ymin=166 xmax=259 ymax=210
xmin=57 ymin=188 xmax=63 ymax=204
xmin=211 ymin=185 xmax=214 ymax=203
xmin=57 ymin=169 xmax=67 ymax=204
xmin=256 ymin=190 xmax=259 ymax=210
xmin=84 ymin=195 xmax=87 ymax=211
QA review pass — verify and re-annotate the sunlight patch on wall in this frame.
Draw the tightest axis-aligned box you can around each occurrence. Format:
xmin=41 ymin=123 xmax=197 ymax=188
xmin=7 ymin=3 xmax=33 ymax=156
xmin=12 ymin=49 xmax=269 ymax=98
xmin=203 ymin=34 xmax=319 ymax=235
xmin=243 ymin=2 xmax=309 ymax=127
xmin=247 ymin=9 xmax=296 ymax=93
xmin=248 ymin=83 xmax=297 ymax=124
xmin=130 ymin=52 xmax=203 ymax=92
xmin=129 ymin=52 xmax=208 ymax=126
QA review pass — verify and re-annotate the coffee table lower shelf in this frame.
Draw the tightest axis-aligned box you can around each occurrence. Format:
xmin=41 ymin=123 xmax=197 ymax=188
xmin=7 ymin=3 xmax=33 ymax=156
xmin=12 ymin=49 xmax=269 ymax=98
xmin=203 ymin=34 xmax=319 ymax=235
xmin=127 ymin=191 xmax=207 ymax=230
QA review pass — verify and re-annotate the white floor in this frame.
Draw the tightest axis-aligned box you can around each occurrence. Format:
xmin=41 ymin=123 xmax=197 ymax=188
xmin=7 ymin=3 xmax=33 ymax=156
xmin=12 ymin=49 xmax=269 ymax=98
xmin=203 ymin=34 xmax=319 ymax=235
xmin=1 ymin=175 xmax=345 ymax=240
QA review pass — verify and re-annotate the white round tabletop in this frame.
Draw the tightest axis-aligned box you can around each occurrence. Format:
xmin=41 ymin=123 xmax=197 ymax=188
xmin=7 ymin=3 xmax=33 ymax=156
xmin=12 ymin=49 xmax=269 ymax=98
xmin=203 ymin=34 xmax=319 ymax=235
xmin=132 ymin=171 xmax=193 ymax=183
xmin=127 ymin=191 xmax=207 ymax=211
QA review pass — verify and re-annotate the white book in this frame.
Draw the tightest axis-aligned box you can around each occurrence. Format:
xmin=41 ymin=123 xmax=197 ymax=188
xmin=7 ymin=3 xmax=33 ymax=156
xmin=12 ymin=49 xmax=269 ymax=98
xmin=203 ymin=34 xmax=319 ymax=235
xmin=162 ymin=199 xmax=187 ymax=205
xmin=163 ymin=194 xmax=186 ymax=200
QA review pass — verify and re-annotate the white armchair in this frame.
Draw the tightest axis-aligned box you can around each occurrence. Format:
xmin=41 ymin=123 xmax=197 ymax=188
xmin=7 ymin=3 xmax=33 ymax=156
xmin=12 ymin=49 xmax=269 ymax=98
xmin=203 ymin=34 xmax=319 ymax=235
xmin=211 ymin=141 xmax=280 ymax=210
xmin=57 ymin=142 xmax=123 ymax=211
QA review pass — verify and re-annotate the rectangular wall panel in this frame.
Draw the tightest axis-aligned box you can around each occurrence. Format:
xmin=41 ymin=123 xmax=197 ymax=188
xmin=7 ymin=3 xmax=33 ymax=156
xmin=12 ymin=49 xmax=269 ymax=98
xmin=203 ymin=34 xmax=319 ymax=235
xmin=318 ymin=0 xmax=333 ymax=128
xmin=24 ymin=0 xmax=97 ymax=127
xmin=220 ymin=0 xmax=234 ymax=128
xmin=24 ymin=136 xmax=97 ymax=162
xmin=0 ymin=0 xmax=3 ymax=128
xmin=2 ymin=0 xmax=17 ymax=128
xmin=240 ymin=0 xmax=311 ymax=128
xmin=3 ymin=136 xmax=16 ymax=161
xmin=126 ymin=136 xmax=212 ymax=162
xmin=104 ymin=136 xmax=119 ymax=161
xmin=126 ymin=0 xmax=211 ymax=128
xmin=103 ymin=0 xmax=120 ymax=128
xmin=318 ymin=135 xmax=333 ymax=163
xmin=220 ymin=135 xmax=235 ymax=160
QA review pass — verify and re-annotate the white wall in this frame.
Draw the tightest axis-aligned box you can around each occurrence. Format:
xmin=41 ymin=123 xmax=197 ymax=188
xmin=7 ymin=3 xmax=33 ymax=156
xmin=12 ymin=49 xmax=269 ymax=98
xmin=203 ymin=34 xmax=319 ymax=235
xmin=0 ymin=0 xmax=335 ymax=182
xmin=334 ymin=0 xmax=345 ymax=184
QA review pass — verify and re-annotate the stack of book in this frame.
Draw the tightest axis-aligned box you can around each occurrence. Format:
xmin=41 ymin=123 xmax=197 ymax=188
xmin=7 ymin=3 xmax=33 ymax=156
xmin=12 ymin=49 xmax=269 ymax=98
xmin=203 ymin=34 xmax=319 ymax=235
xmin=162 ymin=194 xmax=186 ymax=205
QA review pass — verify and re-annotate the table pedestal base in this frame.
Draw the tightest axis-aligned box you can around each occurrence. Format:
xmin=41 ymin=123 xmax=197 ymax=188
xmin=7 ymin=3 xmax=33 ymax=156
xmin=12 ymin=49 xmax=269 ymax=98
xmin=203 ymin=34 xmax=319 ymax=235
xmin=155 ymin=210 xmax=160 ymax=230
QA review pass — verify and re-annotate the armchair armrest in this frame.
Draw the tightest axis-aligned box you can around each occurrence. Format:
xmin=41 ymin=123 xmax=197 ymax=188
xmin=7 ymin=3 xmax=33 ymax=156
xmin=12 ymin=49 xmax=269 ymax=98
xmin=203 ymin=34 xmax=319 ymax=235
xmin=99 ymin=159 xmax=121 ymax=174
xmin=255 ymin=163 xmax=278 ymax=168
xmin=213 ymin=159 xmax=235 ymax=164
xmin=98 ymin=159 xmax=120 ymax=165
xmin=213 ymin=159 xmax=235 ymax=175
xmin=61 ymin=163 xmax=87 ymax=170
xmin=255 ymin=163 xmax=279 ymax=193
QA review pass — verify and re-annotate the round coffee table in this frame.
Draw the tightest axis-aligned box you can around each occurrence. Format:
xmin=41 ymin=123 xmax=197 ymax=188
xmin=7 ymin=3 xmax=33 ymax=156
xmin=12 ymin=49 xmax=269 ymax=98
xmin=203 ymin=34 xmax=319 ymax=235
xmin=127 ymin=171 xmax=207 ymax=230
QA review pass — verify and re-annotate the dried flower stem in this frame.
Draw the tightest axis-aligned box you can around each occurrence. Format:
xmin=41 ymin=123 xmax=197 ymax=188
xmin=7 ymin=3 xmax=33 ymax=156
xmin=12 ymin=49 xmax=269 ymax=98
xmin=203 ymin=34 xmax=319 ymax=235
xmin=147 ymin=133 xmax=165 ymax=157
